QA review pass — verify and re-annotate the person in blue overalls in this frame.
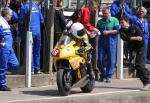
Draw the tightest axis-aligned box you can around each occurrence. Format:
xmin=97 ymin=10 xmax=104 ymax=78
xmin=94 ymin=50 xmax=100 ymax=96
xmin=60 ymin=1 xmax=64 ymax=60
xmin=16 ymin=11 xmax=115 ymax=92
xmin=125 ymin=6 xmax=149 ymax=64
xmin=111 ymin=0 xmax=131 ymax=20
xmin=0 ymin=8 xmax=19 ymax=91
xmin=97 ymin=7 xmax=120 ymax=83
xmin=19 ymin=0 xmax=44 ymax=74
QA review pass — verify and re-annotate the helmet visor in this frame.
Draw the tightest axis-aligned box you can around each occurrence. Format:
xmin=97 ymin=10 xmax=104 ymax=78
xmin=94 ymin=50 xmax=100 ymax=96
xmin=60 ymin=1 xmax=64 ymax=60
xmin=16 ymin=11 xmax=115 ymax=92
xmin=77 ymin=29 xmax=86 ymax=37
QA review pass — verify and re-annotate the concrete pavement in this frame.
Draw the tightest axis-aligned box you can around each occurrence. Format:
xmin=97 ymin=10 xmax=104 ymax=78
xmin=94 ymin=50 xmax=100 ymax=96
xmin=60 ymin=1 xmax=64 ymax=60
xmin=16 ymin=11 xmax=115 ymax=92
xmin=6 ymin=63 xmax=150 ymax=88
xmin=1 ymin=78 xmax=150 ymax=103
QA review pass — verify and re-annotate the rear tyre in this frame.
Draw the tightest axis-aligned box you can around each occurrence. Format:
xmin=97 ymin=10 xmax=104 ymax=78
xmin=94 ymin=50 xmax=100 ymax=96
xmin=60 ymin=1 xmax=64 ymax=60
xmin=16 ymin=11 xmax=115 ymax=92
xmin=80 ymin=79 xmax=95 ymax=93
xmin=80 ymin=64 xmax=95 ymax=93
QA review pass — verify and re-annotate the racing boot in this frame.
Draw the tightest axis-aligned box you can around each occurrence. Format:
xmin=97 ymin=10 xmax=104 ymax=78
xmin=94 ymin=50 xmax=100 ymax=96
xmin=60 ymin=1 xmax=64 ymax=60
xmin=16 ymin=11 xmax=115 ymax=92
xmin=87 ymin=63 xmax=95 ymax=80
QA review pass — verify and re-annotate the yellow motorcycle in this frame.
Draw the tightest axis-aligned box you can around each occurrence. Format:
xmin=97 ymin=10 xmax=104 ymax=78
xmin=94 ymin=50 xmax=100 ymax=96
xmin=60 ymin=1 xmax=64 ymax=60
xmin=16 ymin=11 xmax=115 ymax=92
xmin=52 ymin=33 xmax=95 ymax=96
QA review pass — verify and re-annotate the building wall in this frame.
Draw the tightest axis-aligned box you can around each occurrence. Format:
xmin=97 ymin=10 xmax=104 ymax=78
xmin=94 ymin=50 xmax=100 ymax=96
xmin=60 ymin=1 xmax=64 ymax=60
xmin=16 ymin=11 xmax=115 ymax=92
xmin=101 ymin=0 xmax=113 ymax=8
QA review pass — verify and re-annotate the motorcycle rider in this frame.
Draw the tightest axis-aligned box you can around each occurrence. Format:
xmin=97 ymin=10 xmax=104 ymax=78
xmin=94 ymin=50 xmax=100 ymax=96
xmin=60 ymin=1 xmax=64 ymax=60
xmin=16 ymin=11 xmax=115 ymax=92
xmin=70 ymin=22 xmax=95 ymax=80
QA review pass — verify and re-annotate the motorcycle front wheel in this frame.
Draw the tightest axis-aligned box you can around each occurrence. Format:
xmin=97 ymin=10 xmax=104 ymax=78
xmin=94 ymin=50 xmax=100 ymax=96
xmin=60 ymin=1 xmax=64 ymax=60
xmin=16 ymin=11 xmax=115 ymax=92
xmin=57 ymin=68 xmax=72 ymax=96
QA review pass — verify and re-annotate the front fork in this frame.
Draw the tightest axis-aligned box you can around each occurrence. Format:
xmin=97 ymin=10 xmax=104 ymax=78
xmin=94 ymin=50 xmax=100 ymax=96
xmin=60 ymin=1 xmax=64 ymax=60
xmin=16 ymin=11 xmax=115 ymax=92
xmin=65 ymin=65 xmax=72 ymax=80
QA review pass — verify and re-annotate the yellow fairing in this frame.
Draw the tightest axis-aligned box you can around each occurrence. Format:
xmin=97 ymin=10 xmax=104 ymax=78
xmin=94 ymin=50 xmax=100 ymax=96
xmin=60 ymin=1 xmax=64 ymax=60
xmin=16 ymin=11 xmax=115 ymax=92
xmin=59 ymin=41 xmax=80 ymax=58
xmin=53 ymin=40 xmax=84 ymax=70
xmin=69 ymin=57 xmax=84 ymax=70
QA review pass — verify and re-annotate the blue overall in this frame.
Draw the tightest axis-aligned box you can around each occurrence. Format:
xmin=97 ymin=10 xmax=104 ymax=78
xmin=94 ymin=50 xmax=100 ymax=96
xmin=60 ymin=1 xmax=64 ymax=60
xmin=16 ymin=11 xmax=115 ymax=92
xmin=148 ymin=23 xmax=150 ymax=61
xmin=19 ymin=2 xmax=44 ymax=73
xmin=0 ymin=16 xmax=19 ymax=87
xmin=125 ymin=12 xmax=149 ymax=63
xmin=111 ymin=0 xmax=131 ymax=18
xmin=11 ymin=11 xmax=18 ymax=21
xmin=96 ymin=17 xmax=120 ymax=80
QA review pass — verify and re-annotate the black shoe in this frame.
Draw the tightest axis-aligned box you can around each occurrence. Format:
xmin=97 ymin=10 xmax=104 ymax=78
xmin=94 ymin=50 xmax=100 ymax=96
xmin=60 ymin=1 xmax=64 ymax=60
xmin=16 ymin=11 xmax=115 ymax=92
xmin=98 ymin=75 xmax=106 ymax=82
xmin=99 ymin=77 xmax=106 ymax=82
xmin=0 ymin=86 xmax=11 ymax=91
xmin=106 ymin=79 xmax=111 ymax=83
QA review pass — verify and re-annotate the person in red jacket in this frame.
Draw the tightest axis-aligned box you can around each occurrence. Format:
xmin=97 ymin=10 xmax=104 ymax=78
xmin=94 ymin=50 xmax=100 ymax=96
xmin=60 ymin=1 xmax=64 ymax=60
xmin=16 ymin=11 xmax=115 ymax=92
xmin=79 ymin=0 xmax=99 ymax=37
xmin=77 ymin=0 xmax=100 ymax=80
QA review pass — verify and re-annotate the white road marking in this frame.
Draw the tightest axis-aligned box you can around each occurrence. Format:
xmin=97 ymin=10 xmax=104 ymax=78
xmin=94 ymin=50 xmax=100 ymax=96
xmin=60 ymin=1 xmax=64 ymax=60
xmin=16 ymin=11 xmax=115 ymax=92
xmin=6 ymin=90 xmax=140 ymax=103
xmin=121 ymin=78 xmax=140 ymax=81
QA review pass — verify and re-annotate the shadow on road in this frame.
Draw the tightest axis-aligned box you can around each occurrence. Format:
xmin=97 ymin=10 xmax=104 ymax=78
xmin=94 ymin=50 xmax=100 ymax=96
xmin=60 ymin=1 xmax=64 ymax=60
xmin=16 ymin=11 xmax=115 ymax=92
xmin=21 ymin=89 xmax=82 ymax=97
xmin=95 ymin=85 xmax=140 ymax=90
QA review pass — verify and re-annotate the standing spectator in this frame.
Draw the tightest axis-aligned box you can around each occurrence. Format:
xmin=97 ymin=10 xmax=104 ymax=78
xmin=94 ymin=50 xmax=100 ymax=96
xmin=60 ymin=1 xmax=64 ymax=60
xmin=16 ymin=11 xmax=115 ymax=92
xmin=125 ymin=7 xmax=149 ymax=64
xmin=97 ymin=7 xmax=119 ymax=83
xmin=54 ymin=0 xmax=66 ymax=46
xmin=78 ymin=0 xmax=99 ymax=36
xmin=19 ymin=0 xmax=44 ymax=74
xmin=77 ymin=0 xmax=99 ymax=80
xmin=120 ymin=16 xmax=150 ymax=90
xmin=97 ymin=7 xmax=119 ymax=82
xmin=111 ymin=0 xmax=131 ymax=21
xmin=0 ymin=8 xmax=19 ymax=91
xmin=3 ymin=0 xmax=19 ymax=62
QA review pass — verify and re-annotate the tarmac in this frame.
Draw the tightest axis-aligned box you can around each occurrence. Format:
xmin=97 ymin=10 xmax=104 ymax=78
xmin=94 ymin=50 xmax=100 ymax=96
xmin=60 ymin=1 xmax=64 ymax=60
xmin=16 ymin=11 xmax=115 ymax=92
xmin=1 ymin=78 xmax=150 ymax=103
xmin=1 ymin=64 xmax=150 ymax=103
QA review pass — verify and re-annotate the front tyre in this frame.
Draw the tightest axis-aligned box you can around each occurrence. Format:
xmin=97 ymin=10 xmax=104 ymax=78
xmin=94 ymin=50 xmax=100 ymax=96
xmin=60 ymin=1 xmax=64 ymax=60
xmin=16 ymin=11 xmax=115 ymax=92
xmin=57 ymin=69 xmax=72 ymax=96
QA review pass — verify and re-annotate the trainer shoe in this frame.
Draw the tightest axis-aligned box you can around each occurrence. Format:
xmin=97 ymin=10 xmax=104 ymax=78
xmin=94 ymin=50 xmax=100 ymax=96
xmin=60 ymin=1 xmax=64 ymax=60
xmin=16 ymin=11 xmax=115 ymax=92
xmin=31 ymin=72 xmax=34 ymax=75
xmin=34 ymin=71 xmax=42 ymax=74
xmin=141 ymin=84 xmax=150 ymax=91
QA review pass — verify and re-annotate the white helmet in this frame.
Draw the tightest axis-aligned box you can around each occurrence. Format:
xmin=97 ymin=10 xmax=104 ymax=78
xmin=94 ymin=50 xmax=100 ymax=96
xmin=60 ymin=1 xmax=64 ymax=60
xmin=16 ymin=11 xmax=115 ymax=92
xmin=71 ymin=22 xmax=86 ymax=39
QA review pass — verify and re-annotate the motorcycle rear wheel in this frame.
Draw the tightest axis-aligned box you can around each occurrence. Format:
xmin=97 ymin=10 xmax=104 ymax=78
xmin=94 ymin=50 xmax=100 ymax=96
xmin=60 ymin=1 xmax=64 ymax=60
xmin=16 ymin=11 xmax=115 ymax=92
xmin=80 ymin=79 xmax=95 ymax=93
xmin=80 ymin=64 xmax=95 ymax=93
xmin=57 ymin=68 xmax=72 ymax=96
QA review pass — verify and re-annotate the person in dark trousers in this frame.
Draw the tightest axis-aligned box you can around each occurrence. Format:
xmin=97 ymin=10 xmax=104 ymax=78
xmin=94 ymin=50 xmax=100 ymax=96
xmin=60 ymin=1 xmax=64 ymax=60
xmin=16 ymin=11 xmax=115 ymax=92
xmin=120 ymin=16 xmax=150 ymax=91
xmin=0 ymin=8 xmax=19 ymax=91
xmin=79 ymin=0 xmax=100 ymax=80
xmin=125 ymin=6 xmax=149 ymax=64
xmin=54 ymin=0 xmax=66 ymax=46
